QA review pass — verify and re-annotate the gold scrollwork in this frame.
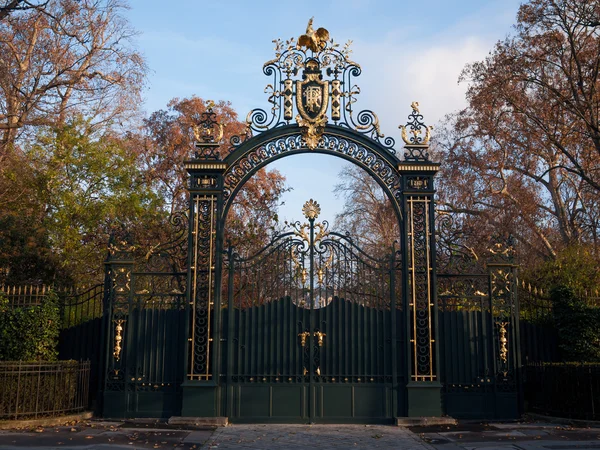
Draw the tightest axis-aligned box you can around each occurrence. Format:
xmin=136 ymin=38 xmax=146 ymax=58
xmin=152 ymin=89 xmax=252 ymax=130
xmin=298 ymin=331 xmax=310 ymax=347
xmin=314 ymin=331 xmax=326 ymax=347
xmin=113 ymin=319 xmax=125 ymax=361
xmin=298 ymin=331 xmax=326 ymax=347
xmin=498 ymin=321 xmax=509 ymax=363
xmin=399 ymin=101 xmax=433 ymax=145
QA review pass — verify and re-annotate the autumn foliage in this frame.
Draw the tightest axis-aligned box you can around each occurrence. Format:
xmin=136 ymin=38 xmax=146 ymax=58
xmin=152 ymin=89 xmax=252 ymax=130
xmin=0 ymin=2 xmax=288 ymax=285
xmin=434 ymin=0 xmax=600 ymax=278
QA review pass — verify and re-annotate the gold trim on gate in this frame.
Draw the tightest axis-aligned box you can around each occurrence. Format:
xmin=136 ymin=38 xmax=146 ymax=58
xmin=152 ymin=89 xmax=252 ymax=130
xmin=113 ymin=319 xmax=124 ymax=361
xmin=499 ymin=322 xmax=509 ymax=363
xmin=314 ymin=331 xmax=326 ymax=347
xmin=408 ymin=196 xmax=436 ymax=382
xmin=298 ymin=331 xmax=310 ymax=347
xmin=206 ymin=196 xmax=215 ymax=380
xmin=188 ymin=195 xmax=216 ymax=381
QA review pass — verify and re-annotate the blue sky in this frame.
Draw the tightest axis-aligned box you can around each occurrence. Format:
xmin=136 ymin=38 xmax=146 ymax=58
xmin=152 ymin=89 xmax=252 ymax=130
xmin=125 ymin=0 xmax=523 ymax=226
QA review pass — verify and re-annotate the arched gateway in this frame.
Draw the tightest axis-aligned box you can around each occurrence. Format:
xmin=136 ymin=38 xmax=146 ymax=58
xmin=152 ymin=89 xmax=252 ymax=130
xmin=102 ymin=23 xmax=521 ymax=422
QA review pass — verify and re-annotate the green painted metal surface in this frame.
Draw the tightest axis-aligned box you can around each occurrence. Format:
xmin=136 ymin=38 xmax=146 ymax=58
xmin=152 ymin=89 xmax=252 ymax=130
xmin=223 ymin=215 xmax=405 ymax=423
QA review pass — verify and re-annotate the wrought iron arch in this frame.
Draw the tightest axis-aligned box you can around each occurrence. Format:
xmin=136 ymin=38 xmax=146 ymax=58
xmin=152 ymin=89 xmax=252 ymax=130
xmin=221 ymin=123 xmax=404 ymax=225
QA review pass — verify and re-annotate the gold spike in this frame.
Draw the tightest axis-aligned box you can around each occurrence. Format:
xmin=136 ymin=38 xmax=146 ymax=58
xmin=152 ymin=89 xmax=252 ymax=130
xmin=528 ymin=283 xmax=532 ymax=292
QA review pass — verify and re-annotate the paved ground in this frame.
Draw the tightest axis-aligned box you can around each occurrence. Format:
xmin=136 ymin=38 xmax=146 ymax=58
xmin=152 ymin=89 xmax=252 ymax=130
xmin=0 ymin=420 xmax=599 ymax=449
xmin=205 ymin=424 xmax=431 ymax=449
xmin=410 ymin=422 xmax=600 ymax=450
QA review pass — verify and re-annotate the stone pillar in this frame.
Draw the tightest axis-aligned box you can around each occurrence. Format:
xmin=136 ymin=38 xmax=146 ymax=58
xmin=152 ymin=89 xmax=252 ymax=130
xmin=398 ymin=105 xmax=442 ymax=416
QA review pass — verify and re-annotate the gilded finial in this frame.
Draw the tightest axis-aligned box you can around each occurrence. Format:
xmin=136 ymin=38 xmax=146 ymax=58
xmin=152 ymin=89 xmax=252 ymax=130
xmin=192 ymin=103 xmax=224 ymax=145
xmin=302 ymin=199 xmax=321 ymax=220
xmin=399 ymin=101 xmax=432 ymax=146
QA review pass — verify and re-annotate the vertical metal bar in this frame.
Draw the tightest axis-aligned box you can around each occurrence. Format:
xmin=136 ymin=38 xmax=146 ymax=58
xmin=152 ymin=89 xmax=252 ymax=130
xmin=425 ymin=198 xmax=433 ymax=379
xmin=205 ymin=196 xmax=215 ymax=380
xmin=511 ymin=265 xmax=524 ymax=414
xmin=390 ymin=245 xmax=398 ymax=415
xmin=189 ymin=196 xmax=200 ymax=378
xmin=409 ymin=197 xmax=418 ymax=380
xmin=16 ymin=360 xmax=21 ymax=419
xmin=35 ymin=363 xmax=41 ymax=419
xmin=226 ymin=246 xmax=235 ymax=415
xmin=488 ymin=269 xmax=498 ymax=396
xmin=308 ymin=216 xmax=315 ymax=421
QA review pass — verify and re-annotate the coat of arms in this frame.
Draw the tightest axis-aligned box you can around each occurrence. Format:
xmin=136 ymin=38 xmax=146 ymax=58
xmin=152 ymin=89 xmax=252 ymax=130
xmin=296 ymin=59 xmax=329 ymax=149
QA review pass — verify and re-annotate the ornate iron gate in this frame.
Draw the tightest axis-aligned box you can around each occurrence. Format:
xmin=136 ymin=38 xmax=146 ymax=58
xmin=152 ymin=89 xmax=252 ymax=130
xmin=223 ymin=200 xmax=404 ymax=423
xmin=100 ymin=20 xmax=525 ymax=421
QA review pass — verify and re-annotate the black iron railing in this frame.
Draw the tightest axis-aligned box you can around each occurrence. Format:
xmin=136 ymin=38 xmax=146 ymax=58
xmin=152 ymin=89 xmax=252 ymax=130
xmin=525 ymin=363 xmax=600 ymax=420
xmin=0 ymin=361 xmax=90 ymax=419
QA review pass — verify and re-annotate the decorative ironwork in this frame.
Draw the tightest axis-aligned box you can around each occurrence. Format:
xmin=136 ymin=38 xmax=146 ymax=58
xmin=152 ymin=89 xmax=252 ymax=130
xmin=498 ymin=321 xmax=509 ymax=363
xmin=225 ymin=201 xmax=396 ymax=396
xmin=435 ymin=211 xmax=487 ymax=274
xmin=193 ymin=100 xmax=224 ymax=160
xmin=314 ymin=331 xmax=326 ymax=347
xmin=399 ymin=102 xmax=432 ymax=161
xmin=302 ymin=198 xmax=321 ymax=220
xmin=138 ymin=210 xmax=189 ymax=274
xmin=490 ymin=266 xmax=515 ymax=378
xmin=407 ymin=197 xmax=436 ymax=381
xmin=229 ymin=24 xmax=395 ymax=153
xmin=113 ymin=319 xmax=124 ymax=361
xmin=223 ymin=132 xmax=402 ymax=218
xmin=488 ymin=234 xmax=516 ymax=263
xmin=298 ymin=17 xmax=330 ymax=52
xmin=298 ymin=331 xmax=310 ymax=347
xmin=188 ymin=195 xmax=217 ymax=380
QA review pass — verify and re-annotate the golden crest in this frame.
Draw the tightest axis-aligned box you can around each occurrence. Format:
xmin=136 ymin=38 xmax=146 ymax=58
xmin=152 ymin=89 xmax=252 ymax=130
xmin=296 ymin=64 xmax=329 ymax=122
xmin=295 ymin=59 xmax=329 ymax=149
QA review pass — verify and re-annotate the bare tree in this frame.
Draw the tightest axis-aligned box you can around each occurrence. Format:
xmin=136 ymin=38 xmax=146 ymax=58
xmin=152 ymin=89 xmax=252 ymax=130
xmin=0 ymin=1 xmax=48 ymax=21
xmin=434 ymin=0 xmax=600 ymax=263
xmin=0 ymin=0 xmax=147 ymax=152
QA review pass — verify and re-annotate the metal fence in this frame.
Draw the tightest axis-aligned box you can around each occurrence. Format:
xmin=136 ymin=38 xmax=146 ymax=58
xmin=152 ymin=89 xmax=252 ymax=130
xmin=1 ymin=284 xmax=105 ymax=415
xmin=0 ymin=361 xmax=91 ymax=419
xmin=525 ymin=363 xmax=600 ymax=420
xmin=1 ymin=285 xmax=50 ymax=308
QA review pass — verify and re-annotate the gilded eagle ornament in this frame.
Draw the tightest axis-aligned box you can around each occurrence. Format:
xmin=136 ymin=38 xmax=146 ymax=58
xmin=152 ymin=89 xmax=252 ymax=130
xmin=298 ymin=17 xmax=330 ymax=52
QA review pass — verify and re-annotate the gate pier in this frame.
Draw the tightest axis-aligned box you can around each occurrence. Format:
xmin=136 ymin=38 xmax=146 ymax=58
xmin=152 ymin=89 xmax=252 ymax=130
xmin=398 ymin=143 xmax=442 ymax=417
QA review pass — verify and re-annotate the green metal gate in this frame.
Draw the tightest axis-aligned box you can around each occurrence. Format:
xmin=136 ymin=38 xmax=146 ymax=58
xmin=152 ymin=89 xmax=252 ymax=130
xmin=223 ymin=200 xmax=405 ymax=423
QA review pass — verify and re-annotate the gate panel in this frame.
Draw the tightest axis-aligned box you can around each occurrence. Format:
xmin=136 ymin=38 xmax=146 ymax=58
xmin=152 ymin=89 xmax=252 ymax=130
xmin=438 ymin=270 xmax=521 ymax=419
xmin=224 ymin=201 xmax=404 ymax=423
xmin=103 ymin=222 xmax=189 ymax=419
